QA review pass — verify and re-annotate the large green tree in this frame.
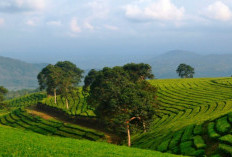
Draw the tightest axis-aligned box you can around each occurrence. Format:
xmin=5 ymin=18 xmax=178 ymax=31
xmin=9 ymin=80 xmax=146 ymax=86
xmin=87 ymin=65 xmax=158 ymax=146
xmin=123 ymin=63 xmax=154 ymax=82
xmin=55 ymin=61 xmax=84 ymax=109
xmin=37 ymin=64 xmax=63 ymax=104
xmin=0 ymin=86 xmax=8 ymax=102
xmin=37 ymin=61 xmax=84 ymax=108
xmin=176 ymin=63 xmax=195 ymax=78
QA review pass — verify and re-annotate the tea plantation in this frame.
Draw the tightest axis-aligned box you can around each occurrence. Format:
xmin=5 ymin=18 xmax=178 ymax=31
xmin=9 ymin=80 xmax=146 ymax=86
xmin=2 ymin=77 xmax=232 ymax=156
xmin=0 ymin=108 xmax=104 ymax=141
xmin=41 ymin=91 xmax=95 ymax=117
xmin=3 ymin=92 xmax=46 ymax=108
xmin=132 ymin=77 xmax=232 ymax=156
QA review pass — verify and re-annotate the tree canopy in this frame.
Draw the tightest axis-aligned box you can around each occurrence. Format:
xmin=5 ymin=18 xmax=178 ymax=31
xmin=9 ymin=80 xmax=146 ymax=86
xmin=176 ymin=63 xmax=195 ymax=78
xmin=86 ymin=64 xmax=157 ymax=146
xmin=0 ymin=86 xmax=8 ymax=102
xmin=123 ymin=63 xmax=154 ymax=82
xmin=37 ymin=61 xmax=84 ymax=107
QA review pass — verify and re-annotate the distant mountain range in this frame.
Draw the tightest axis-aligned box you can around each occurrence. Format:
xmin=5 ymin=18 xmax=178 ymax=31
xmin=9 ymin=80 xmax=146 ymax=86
xmin=1 ymin=50 xmax=232 ymax=90
xmin=0 ymin=56 xmax=47 ymax=90
xmin=147 ymin=50 xmax=232 ymax=78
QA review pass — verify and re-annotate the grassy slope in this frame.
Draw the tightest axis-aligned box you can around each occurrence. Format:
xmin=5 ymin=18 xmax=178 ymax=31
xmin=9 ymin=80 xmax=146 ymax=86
xmin=132 ymin=77 xmax=232 ymax=156
xmin=0 ymin=125 xmax=180 ymax=157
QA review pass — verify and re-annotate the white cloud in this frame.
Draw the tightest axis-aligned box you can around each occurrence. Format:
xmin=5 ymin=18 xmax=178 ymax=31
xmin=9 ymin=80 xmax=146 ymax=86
xmin=0 ymin=0 xmax=46 ymax=13
xmin=26 ymin=20 xmax=36 ymax=26
xmin=87 ymin=0 xmax=109 ymax=19
xmin=46 ymin=20 xmax=61 ymax=26
xmin=84 ymin=22 xmax=94 ymax=30
xmin=124 ymin=0 xmax=185 ymax=22
xmin=104 ymin=25 xmax=118 ymax=31
xmin=70 ymin=18 xmax=81 ymax=33
xmin=203 ymin=1 xmax=232 ymax=21
xmin=0 ymin=18 xmax=5 ymax=26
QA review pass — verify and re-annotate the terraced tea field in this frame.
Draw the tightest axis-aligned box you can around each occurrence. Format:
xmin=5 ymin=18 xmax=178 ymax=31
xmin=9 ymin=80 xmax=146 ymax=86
xmin=150 ymin=78 xmax=232 ymax=133
xmin=133 ymin=111 xmax=232 ymax=156
xmin=0 ymin=108 xmax=104 ymax=141
xmin=133 ymin=77 xmax=232 ymax=156
xmin=3 ymin=93 xmax=46 ymax=108
xmin=41 ymin=90 xmax=95 ymax=117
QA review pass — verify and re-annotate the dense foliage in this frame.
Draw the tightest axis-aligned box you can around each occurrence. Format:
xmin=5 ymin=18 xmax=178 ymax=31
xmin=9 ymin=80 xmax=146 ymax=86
xmin=37 ymin=61 xmax=84 ymax=109
xmin=0 ymin=86 xmax=8 ymax=102
xmin=86 ymin=64 xmax=158 ymax=145
xmin=176 ymin=63 xmax=195 ymax=78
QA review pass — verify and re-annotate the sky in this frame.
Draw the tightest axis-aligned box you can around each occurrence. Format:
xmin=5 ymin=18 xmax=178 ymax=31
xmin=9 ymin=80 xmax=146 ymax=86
xmin=0 ymin=0 xmax=232 ymax=63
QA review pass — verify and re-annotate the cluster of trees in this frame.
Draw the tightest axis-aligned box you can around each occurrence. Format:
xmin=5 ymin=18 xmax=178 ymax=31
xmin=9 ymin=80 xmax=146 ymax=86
xmin=176 ymin=63 xmax=195 ymax=78
xmin=37 ymin=61 xmax=84 ymax=109
xmin=38 ymin=62 xmax=158 ymax=146
xmin=84 ymin=63 xmax=158 ymax=146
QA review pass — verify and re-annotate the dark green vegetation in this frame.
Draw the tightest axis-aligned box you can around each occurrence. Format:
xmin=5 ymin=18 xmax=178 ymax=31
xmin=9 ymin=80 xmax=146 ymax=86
xmin=0 ymin=125 xmax=179 ymax=157
xmin=176 ymin=63 xmax=194 ymax=78
xmin=132 ymin=77 xmax=232 ymax=156
xmin=86 ymin=63 xmax=157 ymax=146
xmin=0 ymin=86 xmax=7 ymax=102
xmin=0 ymin=56 xmax=47 ymax=90
xmin=0 ymin=108 xmax=104 ymax=141
xmin=38 ymin=61 xmax=84 ymax=109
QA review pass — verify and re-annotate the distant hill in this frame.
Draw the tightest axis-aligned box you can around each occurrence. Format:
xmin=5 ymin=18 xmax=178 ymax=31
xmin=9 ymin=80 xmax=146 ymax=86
xmin=0 ymin=56 xmax=47 ymax=90
xmin=147 ymin=50 xmax=232 ymax=78
xmin=2 ymin=50 xmax=232 ymax=90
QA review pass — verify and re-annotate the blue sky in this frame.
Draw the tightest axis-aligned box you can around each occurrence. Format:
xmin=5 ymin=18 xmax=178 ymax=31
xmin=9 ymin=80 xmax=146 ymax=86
xmin=0 ymin=0 xmax=232 ymax=63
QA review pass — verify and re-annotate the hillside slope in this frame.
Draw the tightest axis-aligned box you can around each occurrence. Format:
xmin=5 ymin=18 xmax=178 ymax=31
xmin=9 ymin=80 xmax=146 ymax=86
xmin=0 ymin=125 xmax=180 ymax=157
xmin=132 ymin=77 xmax=232 ymax=156
xmin=0 ymin=56 xmax=46 ymax=90
xmin=147 ymin=50 xmax=232 ymax=78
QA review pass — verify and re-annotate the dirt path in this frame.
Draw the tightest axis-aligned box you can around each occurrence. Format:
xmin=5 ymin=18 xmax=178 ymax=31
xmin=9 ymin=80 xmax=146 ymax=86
xmin=26 ymin=105 xmax=120 ymax=144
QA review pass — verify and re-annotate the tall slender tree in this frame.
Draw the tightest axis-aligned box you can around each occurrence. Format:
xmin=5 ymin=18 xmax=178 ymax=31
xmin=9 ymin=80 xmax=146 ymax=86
xmin=37 ymin=61 xmax=83 ymax=108
xmin=55 ymin=61 xmax=84 ymax=109
xmin=37 ymin=64 xmax=63 ymax=104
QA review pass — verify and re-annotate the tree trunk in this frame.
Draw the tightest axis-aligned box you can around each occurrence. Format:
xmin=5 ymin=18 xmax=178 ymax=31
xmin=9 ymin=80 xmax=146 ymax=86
xmin=126 ymin=117 xmax=141 ymax=147
xmin=127 ymin=122 xmax=131 ymax=147
xmin=54 ymin=89 xmax=57 ymax=104
xmin=143 ymin=121 xmax=146 ymax=133
xmin=65 ymin=88 xmax=69 ymax=109
xmin=65 ymin=98 xmax=69 ymax=109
